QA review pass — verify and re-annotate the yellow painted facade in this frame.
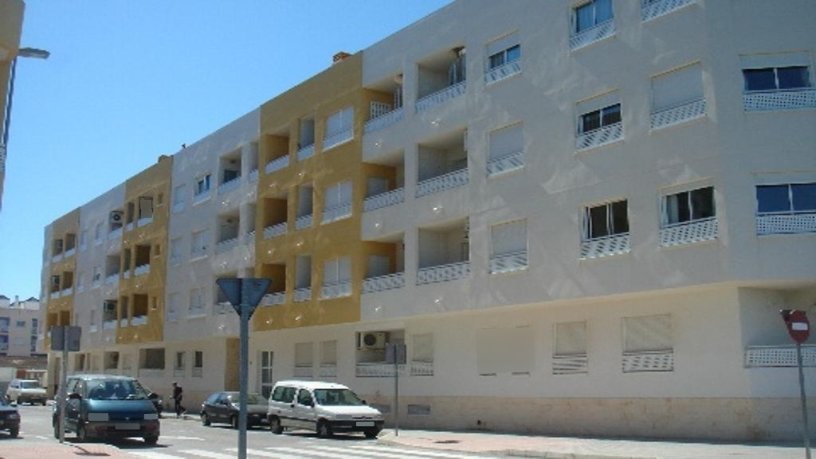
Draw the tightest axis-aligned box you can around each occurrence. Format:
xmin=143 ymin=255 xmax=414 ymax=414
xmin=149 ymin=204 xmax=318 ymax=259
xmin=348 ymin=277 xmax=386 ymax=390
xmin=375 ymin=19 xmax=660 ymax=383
xmin=44 ymin=207 xmax=80 ymax=349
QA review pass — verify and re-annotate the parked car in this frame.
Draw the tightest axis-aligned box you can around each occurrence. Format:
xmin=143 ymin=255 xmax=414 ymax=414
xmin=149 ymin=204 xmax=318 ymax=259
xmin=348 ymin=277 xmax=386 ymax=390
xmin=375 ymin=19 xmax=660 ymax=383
xmin=52 ymin=374 xmax=159 ymax=444
xmin=5 ymin=379 xmax=47 ymax=405
xmin=201 ymin=391 xmax=268 ymax=428
xmin=0 ymin=396 xmax=20 ymax=438
xmin=267 ymin=380 xmax=383 ymax=438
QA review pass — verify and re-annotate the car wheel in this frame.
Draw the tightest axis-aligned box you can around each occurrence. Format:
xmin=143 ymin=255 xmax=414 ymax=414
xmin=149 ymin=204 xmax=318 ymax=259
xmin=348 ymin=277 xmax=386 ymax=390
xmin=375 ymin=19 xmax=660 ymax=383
xmin=316 ymin=420 xmax=332 ymax=438
xmin=9 ymin=427 xmax=19 ymax=438
xmin=364 ymin=429 xmax=379 ymax=439
xmin=201 ymin=413 xmax=211 ymax=426
xmin=231 ymin=415 xmax=239 ymax=429
xmin=41 ymin=400 xmax=47 ymax=406
xmin=144 ymin=434 xmax=159 ymax=445
xmin=269 ymin=416 xmax=283 ymax=434
xmin=77 ymin=423 xmax=88 ymax=442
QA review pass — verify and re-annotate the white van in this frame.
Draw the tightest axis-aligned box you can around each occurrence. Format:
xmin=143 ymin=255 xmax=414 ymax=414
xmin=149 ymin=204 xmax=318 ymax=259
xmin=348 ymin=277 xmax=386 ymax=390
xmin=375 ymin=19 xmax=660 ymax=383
xmin=267 ymin=380 xmax=383 ymax=438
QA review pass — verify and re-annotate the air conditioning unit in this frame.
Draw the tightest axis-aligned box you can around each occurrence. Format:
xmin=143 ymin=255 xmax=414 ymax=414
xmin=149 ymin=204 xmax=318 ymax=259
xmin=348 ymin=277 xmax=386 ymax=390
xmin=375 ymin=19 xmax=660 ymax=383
xmin=110 ymin=211 xmax=124 ymax=224
xmin=358 ymin=331 xmax=387 ymax=350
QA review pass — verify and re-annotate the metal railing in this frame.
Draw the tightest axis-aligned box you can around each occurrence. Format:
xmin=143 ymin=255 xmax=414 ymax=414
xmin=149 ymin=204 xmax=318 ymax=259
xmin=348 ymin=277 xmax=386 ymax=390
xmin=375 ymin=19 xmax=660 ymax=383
xmin=362 ymin=272 xmax=405 ymax=294
xmin=484 ymin=60 xmax=522 ymax=85
xmin=488 ymin=250 xmax=528 ymax=274
xmin=364 ymin=107 xmax=404 ymax=133
xmin=650 ymin=98 xmax=706 ymax=130
xmin=218 ymin=178 xmax=241 ymax=195
xmin=295 ymin=214 xmax=313 ymax=230
xmin=642 ymin=0 xmax=694 ymax=21
xmin=745 ymin=344 xmax=816 ymax=367
xmin=216 ymin=237 xmax=239 ymax=254
xmin=137 ymin=216 xmax=154 ymax=228
xmin=417 ymin=260 xmax=470 ymax=285
xmin=134 ymin=264 xmax=150 ymax=276
xmin=293 ymin=287 xmax=312 ymax=302
xmin=570 ymin=19 xmax=615 ymax=50
xmin=364 ymin=188 xmax=404 ymax=212
xmin=263 ymin=223 xmax=287 ymax=239
xmin=265 ymin=155 xmax=289 ymax=174
xmin=756 ymin=212 xmax=816 ymax=235
xmin=416 ymin=81 xmax=466 ymax=113
xmin=743 ymin=88 xmax=816 ymax=112
xmin=323 ymin=129 xmax=353 ymax=150
xmin=322 ymin=203 xmax=352 ymax=224
xmin=296 ymin=143 xmax=315 ymax=161
xmin=580 ymin=233 xmax=630 ymax=259
xmin=660 ymin=217 xmax=717 ymax=246
xmin=320 ymin=281 xmax=352 ymax=299
xmin=487 ymin=150 xmax=524 ymax=176
xmin=416 ymin=167 xmax=468 ymax=197
xmin=576 ymin=122 xmax=623 ymax=150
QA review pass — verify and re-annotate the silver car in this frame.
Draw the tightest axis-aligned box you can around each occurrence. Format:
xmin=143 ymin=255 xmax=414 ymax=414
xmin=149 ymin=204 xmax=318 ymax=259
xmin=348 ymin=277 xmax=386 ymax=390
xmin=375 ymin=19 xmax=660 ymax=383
xmin=5 ymin=379 xmax=47 ymax=405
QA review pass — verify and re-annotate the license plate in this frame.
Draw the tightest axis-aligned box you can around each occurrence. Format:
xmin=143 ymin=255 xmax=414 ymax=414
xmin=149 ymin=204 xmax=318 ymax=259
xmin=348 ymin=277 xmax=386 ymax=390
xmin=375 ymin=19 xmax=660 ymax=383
xmin=356 ymin=421 xmax=374 ymax=427
xmin=115 ymin=423 xmax=140 ymax=430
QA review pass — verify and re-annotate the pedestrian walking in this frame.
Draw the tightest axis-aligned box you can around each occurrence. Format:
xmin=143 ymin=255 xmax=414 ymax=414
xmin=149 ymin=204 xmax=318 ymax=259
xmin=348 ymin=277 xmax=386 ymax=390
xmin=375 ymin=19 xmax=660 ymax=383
xmin=172 ymin=381 xmax=185 ymax=418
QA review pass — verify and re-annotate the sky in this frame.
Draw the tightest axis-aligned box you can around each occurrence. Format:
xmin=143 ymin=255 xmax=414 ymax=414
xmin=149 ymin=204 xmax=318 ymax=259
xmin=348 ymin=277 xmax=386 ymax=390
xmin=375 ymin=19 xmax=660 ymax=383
xmin=0 ymin=0 xmax=452 ymax=300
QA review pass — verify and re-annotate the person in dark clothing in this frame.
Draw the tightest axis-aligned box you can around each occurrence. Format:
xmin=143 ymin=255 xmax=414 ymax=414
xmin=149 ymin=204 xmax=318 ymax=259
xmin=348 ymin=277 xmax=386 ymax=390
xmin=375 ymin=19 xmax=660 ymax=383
xmin=172 ymin=382 xmax=185 ymax=418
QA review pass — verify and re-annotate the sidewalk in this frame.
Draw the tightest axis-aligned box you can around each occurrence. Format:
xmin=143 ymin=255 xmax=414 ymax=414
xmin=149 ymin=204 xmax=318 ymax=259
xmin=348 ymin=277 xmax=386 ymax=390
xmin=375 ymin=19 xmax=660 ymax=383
xmin=0 ymin=441 xmax=136 ymax=459
xmin=378 ymin=429 xmax=807 ymax=458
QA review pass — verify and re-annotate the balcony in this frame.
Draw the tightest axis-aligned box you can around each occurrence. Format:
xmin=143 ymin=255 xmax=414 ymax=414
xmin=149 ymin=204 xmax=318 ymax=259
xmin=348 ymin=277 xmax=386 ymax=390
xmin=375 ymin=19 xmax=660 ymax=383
xmin=215 ymin=237 xmax=239 ymax=254
xmin=131 ymin=315 xmax=147 ymax=326
xmin=322 ymin=203 xmax=352 ymax=224
xmin=218 ymin=177 xmax=241 ymax=195
xmin=660 ymin=217 xmax=718 ymax=247
xmin=744 ymin=88 xmax=816 ymax=112
xmin=744 ymin=344 xmax=816 ymax=368
xmin=293 ymin=287 xmax=312 ymax=303
xmin=61 ymin=286 xmax=74 ymax=297
xmin=580 ymin=233 xmax=630 ymax=259
xmin=125 ymin=222 xmax=135 ymax=232
xmin=134 ymin=264 xmax=150 ymax=276
xmin=108 ymin=228 xmax=123 ymax=240
xmin=49 ymin=291 xmax=60 ymax=300
xmin=119 ymin=318 xmax=129 ymax=328
xmin=553 ymin=354 xmax=589 ymax=375
xmin=265 ymin=155 xmax=289 ymax=174
xmin=51 ymin=252 xmax=63 ymax=263
xmin=293 ymin=366 xmax=313 ymax=378
xmin=487 ymin=150 xmax=524 ymax=177
xmin=484 ymin=60 xmax=522 ymax=85
xmin=89 ymin=324 xmax=98 ymax=333
xmin=362 ymin=272 xmax=405 ymax=294
xmin=262 ymin=292 xmax=286 ymax=306
xmin=364 ymin=107 xmax=404 ymax=134
xmin=570 ymin=19 xmax=615 ymax=51
xmin=489 ymin=250 xmax=529 ymax=274
xmin=105 ymin=274 xmax=119 ymax=285
xmin=417 ymin=261 xmax=470 ymax=285
xmin=136 ymin=216 xmax=153 ymax=228
xmin=248 ymin=168 xmax=259 ymax=182
xmin=123 ymin=270 xmax=131 ymax=279
xmin=642 ymin=0 xmax=694 ymax=21
xmin=576 ymin=122 xmax=623 ymax=150
xmin=756 ymin=212 xmax=816 ymax=235
xmin=296 ymin=144 xmax=315 ymax=161
xmin=172 ymin=201 xmax=185 ymax=214
xmin=320 ymin=281 xmax=352 ymax=300
xmin=64 ymin=248 xmax=76 ymax=259
xmin=244 ymin=230 xmax=256 ymax=245
xmin=193 ymin=190 xmax=212 ymax=205
xmin=622 ymin=350 xmax=674 ymax=373
xmin=295 ymin=214 xmax=313 ymax=230
xmin=364 ymin=188 xmax=404 ymax=212
xmin=650 ymin=98 xmax=706 ymax=130
xmin=416 ymin=168 xmax=468 ymax=197
xmin=103 ymin=320 xmax=116 ymax=330
xmin=416 ymin=81 xmax=466 ymax=113
xmin=319 ymin=364 xmax=337 ymax=378
xmin=263 ymin=223 xmax=287 ymax=239
xmin=323 ymin=129 xmax=353 ymax=151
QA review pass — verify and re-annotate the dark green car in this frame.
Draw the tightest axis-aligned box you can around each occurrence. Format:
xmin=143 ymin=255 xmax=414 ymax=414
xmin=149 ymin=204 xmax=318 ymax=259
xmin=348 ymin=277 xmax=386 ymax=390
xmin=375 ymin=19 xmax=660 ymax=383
xmin=0 ymin=396 xmax=20 ymax=438
xmin=53 ymin=374 xmax=159 ymax=444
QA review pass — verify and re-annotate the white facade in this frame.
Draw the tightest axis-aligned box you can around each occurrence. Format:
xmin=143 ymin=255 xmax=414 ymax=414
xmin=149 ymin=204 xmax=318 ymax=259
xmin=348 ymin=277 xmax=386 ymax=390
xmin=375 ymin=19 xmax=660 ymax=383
xmin=0 ymin=296 xmax=41 ymax=356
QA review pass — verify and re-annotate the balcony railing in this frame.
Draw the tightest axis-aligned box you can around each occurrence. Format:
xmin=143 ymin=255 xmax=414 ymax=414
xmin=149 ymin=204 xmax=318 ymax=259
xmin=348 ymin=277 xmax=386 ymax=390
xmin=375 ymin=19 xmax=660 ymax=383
xmin=51 ymin=252 xmax=63 ymax=263
xmin=356 ymin=362 xmax=405 ymax=377
xmin=319 ymin=364 xmax=337 ymax=378
xmin=364 ymin=107 xmax=404 ymax=133
xmin=265 ymin=155 xmax=289 ymax=174
xmin=296 ymin=143 xmax=315 ymax=161
xmin=489 ymin=250 xmax=529 ymax=274
xmin=756 ymin=212 xmax=816 ymax=235
xmin=417 ymin=260 xmax=471 ymax=285
xmin=108 ymin=228 xmax=123 ymax=240
xmin=64 ymin=248 xmax=76 ymax=259
xmin=416 ymin=167 xmax=468 ymax=197
xmin=137 ymin=216 xmax=154 ymax=228
xmin=123 ymin=270 xmax=131 ymax=279
xmin=322 ymin=203 xmax=352 ymax=224
xmin=484 ymin=60 xmax=522 ymax=85
xmin=622 ymin=350 xmax=674 ymax=373
xmin=193 ymin=190 xmax=212 ymax=205
xmin=218 ymin=177 xmax=241 ymax=195
xmin=125 ymin=222 xmax=135 ymax=232
xmin=105 ymin=274 xmax=119 ymax=285
xmin=364 ymin=188 xmax=404 ymax=212
xmin=323 ymin=129 xmax=353 ymax=150
xmin=362 ymin=272 xmax=405 ymax=294
xmin=49 ymin=291 xmax=60 ymax=300
xmin=293 ymin=366 xmax=313 ymax=378
xmin=410 ymin=361 xmax=434 ymax=376
xmin=263 ymin=223 xmax=287 ymax=239
xmin=103 ymin=320 xmax=116 ymax=330
xmin=293 ymin=287 xmax=312 ymax=303
xmin=248 ymin=168 xmax=259 ymax=182
xmin=487 ymin=150 xmax=524 ymax=176
xmin=134 ymin=264 xmax=150 ymax=276
xmin=745 ymin=345 xmax=816 ymax=368
xmin=119 ymin=318 xmax=129 ymax=328
xmin=295 ymin=214 xmax=313 ymax=230
xmin=641 ymin=0 xmax=694 ymax=21
xmin=553 ymin=354 xmax=589 ymax=375
xmin=216 ymin=237 xmax=239 ymax=254
xmin=131 ymin=315 xmax=147 ymax=326
xmin=650 ymin=98 xmax=706 ymax=130
xmin=660 ymin=217 xmax=718 ymax=247
xmin=244 ymin=230 xmax=256 ymax=245
xmin=262 ymin=292 xmax=286 ymax=306
xmin=744 ymin=88 xmax=816 ymax=112
xmin=416 ymin=81 xmax=466 ymax=113
xmin=576 ymin=122 xmax=623 ymax=150
xmin=570 ymin=19 xmax=615 ymax=50
xmin=60 ymin=287 xmax=73 ymax=297
xmin=320 ymin=281 xmax=352 ymax=299
xmin=580 ymin=233 xmax=630 ymax=259
xmin=172 ymin=201 xmax=185 ymax=214
xmin=89 ymin=324 xmax=98 ymax=333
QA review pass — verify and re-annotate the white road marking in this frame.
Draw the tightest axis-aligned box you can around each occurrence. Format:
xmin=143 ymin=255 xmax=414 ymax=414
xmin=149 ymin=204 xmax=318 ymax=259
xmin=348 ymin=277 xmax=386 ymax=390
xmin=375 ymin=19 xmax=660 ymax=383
xmin=161 ymin=435 xmax=206 ymax=441
xmin=352 ymin=444 xmax=500 ymax=458
xmin=227 ymin=447 xmax=312 ymax=459
xmin=314 ymin=444 xmax=423 ymax=458
xmin=179 ymin=449 xmax=237 ymax=459
xmin=130 ymin=452 xmax=188 ymax=459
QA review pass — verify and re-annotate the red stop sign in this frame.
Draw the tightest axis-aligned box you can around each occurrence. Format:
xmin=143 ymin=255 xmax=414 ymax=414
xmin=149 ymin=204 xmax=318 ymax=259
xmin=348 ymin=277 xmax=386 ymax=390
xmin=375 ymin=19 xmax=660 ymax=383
xmin=781 ymin=310 xmax=810 ymax=344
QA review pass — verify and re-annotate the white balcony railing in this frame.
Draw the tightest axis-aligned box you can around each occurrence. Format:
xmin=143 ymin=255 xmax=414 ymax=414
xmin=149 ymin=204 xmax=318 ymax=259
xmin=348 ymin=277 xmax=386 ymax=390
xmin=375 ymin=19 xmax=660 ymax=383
xmin=322 ymin=203 xmax=352 ymax=224
xmin=319 ymin=364 xmax=338 ymax=378
xmin=356 ymin=362 xmax=405 ymax=377
xmin=581 ymin=233 xmax=630 ymax=259
xmin=293 ymin=366 xmax=313 ymax=378
xmin=265 ymin=155 xmax=289 ymax=174
xmin=131 ymin=315 xmax=147 ymax=326
xmin=51 ymin=253 xmax=63 ymax=263
xmin=103 ymin=320 xmax=116 ymax=330
xmin=89 ymin=324 xmax=98 ymax=333
xmin=296 ymin=143 xmax=315 ymax=161
xmin=362 ymin=272 xmax=405 ymax=294
xmin=134 ymin=264 xmax=150 ymax=276
xmin=216 ymin=237 xmax=239 ymax=254
xmin=416 ymin=167 xmax=468 ymax=197
xmin=364 ymin=108 xmax=404 ymax=133
xmin=484 ymin=60 xmax=522 ymax=85
xmin=660 ymin=217 xmax=718 ymax=247
xmin=293 ymin=287 xmax=312 ymax=303
xmin=622 ymin=350 xmax=674 ymax=373
xmin=576 ymin=122 xmax=623 ymax=150
xmin=487 ymin=150 xmax=524 ymax=176
xmin=105 ymin=274 xmax=119 ymax=285
xmin=323 ymin=129 xmax=353 ymax=150
xmin=123 ymin=270 xmax=131 ymax=279
xmin=364 ymin=188 xmax=404 ymax=212
xmin=172 ymin=202 xmax=185 ymax=214
xmin=125 ymin=222 xmax=135 ymax=232
xmin=193 ymin=190 xmax=212 ymax=205
xmin=744 ymin=88 xmax=816 ymax=112
xmin=92 ymin=278 xmax=102 ymax=289
xmin=263 ymin=223 xmax=287 ymax=239
xmin=553 ymin=354 xmax=589 ymax=375
xmin=248 ymin=168 xmax=259 ymax=182
xmin=745 ymin=345 xmax=816 ymax=368
xmin=108 ymin=227 xmax=123 ymax=240
xmin=214 ymin=302 xmax=232 ymax=315
xmin=570 ymin=19 xmax=615 ymax=50
xmin=218 ymin=177 xmax=241 ymax=195
xmin=262 ymin=292 xmax=286 ymax=306
xmin=119 ymin=318 xmax=129 ymax=327
xmin=416 ymin=81 xmax=466 ymax=113
xmin=244 ymin=230 xmax=256 ymax=246
xmin=641 ymin=0 xmax=694 ymax=21
xmin=137 ymin=216 xmax=153 ymax=228
xmin=60 ymin=287 xmax=73 ymax=297
xmin=410 ymin=361 xmax=434 ymax=376
xmin=756 ymin=213 xmax=816 ymax=235
xmin=417 ymin=260 xmax=471 ymax=285
xmin=295 ymin=214 xmax=313 ymax=230
xmin=64 ymin=248 xmax=76 ymax=259
xmin=489 ymin=250 xmax=529 ymax=274
xmin=650 ymin=98 xmax=706 ymax=130
xmin=320 ymin=281 xmax=352 ymax=299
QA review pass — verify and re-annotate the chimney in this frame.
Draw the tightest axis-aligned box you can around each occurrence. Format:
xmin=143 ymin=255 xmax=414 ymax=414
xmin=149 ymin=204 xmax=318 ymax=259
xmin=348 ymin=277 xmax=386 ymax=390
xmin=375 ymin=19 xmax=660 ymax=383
xmin=333 ymin=51 xmax=352 ymax=64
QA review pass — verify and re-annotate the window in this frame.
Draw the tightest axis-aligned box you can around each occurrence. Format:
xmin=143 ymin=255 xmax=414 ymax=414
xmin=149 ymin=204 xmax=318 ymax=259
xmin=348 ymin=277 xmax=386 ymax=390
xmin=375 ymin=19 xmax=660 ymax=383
xmin=260 ymin=351 xmax=274 ymax=398
xmin=490 ymin=220 xmax=528 ymax=274
xmin=189 ymin=287 xmax=205 ymax=315
xmin=174 ymin=351 xmax=185 ymax=371
xmin=554 ymin=321 xmax=588 ymax=374
xmin=79 ymin=230 xmax=88 ymax=250
xmin=584 ymin=200 xmax=629 ymax=240
xmin=411 ymin=333 xmax=434 ymax=376
xmin=324 ymin=107 xmax=354 ymax=149
xmin=297 ymin=389 xmax=313 ymax=406
xmin=487 ymin=123 xmax=524 ymax=175
xmin=574 ymin=0 xmax=613 ymax=33
xmin=170 ymin=237 xmax=183 ymax=265
xmin=323 ymin=181 xmax=352 ymax=223
xmin=744 ymin=66 xmax=811 ymax=92
xmin=173 ymin=184 xmax=186 ymax=212
xmin=757 ymin=183 xmax=816 ymax=215
xmin=489 ymin=44 xmax=520 ymax=70
xmin=622 ymin=314 xmax=673 ymax=372
xmin=323 ymin=257 xmax=351 ymax=286
xmin=193 ymin=351 xmax=203 ymax=377
xmin=167 ymin=292 xmax=179 ymax=321
xmin=194 ymin=174 xmax=211 ymax=196
xmin=94 ymin=222 xmax=103 ymax=243
xmin=191 ymin=230 xmax=209 ymax=259
xmin=663 ymin=186 xmax=715 ymax=226
xmin=294 ymin=342 xmax=313 ymax=377
xmin=579 ymin=103 xmax=621 ymax=134
xmin=652 ymin=63 xmax=704 ymax=112
xmin=15 ymin=320 xmax=25 ymax=328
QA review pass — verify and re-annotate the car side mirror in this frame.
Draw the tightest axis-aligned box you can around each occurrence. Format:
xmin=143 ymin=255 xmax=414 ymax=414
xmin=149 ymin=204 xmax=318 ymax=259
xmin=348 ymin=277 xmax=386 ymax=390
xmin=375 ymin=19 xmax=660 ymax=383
xmin=68 ymin=392 xmax=82 ymax=400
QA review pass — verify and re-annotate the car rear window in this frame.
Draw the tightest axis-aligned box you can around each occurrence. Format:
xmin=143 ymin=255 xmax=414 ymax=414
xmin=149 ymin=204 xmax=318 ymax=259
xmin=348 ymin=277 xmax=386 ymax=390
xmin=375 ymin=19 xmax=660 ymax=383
xmin=20 ymin=381 xmax=41 ymax=389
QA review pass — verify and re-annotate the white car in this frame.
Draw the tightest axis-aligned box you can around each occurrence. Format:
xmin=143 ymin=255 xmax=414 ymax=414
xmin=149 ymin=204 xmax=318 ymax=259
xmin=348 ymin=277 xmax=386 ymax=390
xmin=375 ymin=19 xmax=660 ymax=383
xmin=267 ymin=380 xmax=383 ymax=438
xmin=5 ymin=379 xmax=47 ymax=405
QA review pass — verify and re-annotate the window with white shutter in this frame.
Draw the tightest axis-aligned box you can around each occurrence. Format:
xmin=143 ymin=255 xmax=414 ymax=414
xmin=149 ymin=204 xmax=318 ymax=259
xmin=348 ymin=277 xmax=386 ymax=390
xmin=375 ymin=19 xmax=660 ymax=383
xmin=324 ymin=107 xmax=354 ymax=149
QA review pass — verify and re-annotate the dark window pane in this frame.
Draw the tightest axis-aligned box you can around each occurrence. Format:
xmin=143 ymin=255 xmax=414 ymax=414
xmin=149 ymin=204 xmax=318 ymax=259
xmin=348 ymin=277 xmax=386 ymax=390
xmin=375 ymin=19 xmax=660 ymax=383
xmin=601 ymin=104 xmax=621 ymax=126
xmin=691 ymin=187 xmax=715 ymax=220
xmin=777 ymin=66 xmax=811 ymax=90
xmin=575 ymin=3 xmax=594 ymax=32
xmin=610 ymin=200 xmax=629 ymax=234
xmin=792 ymin=183 xmax=816 ymax=211
xmin=756 ymin=185 xmax=791 ymax=213
xmin=588 ymin=205 xmax=609 ymax=239
xmin=743 ymin=68 xmax=776 ymax=91
xmin=581 ymin=110 xmax=601 ymax=133
xmin=506 ymin=45 xmax=521 ymax=63
xmin=489 ymin=52 xmax=505 ymax=69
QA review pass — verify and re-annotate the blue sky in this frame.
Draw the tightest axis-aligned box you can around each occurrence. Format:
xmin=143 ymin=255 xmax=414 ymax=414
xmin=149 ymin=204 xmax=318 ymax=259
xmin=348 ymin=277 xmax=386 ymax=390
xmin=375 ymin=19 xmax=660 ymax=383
xmin=0 ymin=0 xmax=451 ymax=299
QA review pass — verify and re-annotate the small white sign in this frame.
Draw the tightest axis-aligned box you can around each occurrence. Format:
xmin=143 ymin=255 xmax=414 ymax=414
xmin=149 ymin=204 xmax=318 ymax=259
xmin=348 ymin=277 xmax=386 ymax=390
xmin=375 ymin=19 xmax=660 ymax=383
xmin=792 ymin=322 xmax=809 ymax=331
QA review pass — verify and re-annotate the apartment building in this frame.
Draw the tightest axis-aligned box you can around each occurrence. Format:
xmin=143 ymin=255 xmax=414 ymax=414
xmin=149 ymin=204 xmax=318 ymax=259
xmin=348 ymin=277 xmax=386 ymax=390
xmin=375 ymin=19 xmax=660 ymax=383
xmin=43 ymin=0 xmax=814 ymax=441
xmin=0 ymin=0 xmax=25 ymax=211
xmin=0 ymin=296 xmax=41 ymax=356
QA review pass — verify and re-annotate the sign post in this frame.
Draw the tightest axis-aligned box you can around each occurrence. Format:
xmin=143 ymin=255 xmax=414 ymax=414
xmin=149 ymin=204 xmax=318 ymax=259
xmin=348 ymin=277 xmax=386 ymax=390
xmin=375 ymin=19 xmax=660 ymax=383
xmin=385 ymin=342 xmax=406 ymax=437
xmin=51 ymin=325 xmax=81 ymax=444
xmin=780 ymin=309 xmax=811 ymax=459
xmin=217 ymin=278 xmax=270 ymax=459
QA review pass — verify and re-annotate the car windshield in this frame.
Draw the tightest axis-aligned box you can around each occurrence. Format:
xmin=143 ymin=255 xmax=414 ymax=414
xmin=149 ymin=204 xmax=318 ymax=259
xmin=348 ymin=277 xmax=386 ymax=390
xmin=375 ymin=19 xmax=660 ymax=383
xmin=227 ymin=393 xmax=265 ymax=405
xmin=86 ymin=379 xmax=149 ymax=400
xmin=20 ymin=381 xmax=41 ymax=389
xmin=313 ymin=388 xmax=365 ymax=406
